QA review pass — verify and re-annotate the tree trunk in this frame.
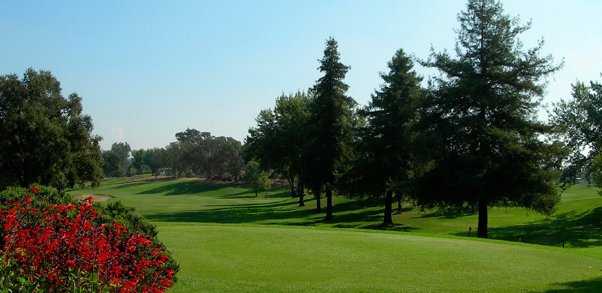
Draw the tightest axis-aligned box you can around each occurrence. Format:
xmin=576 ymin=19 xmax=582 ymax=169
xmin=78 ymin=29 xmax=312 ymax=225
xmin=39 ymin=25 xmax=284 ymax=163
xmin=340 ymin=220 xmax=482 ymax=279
xmin=288 ymin=175 xmax=296 ymax=196
xmin=477 ymin=199 xmax=488 ymax=238
xmin=383 ymin=190 xmax=393 ymax=225
xmin=325 ymin=186 xmax=333 ymax=220
xmin=314 ymin=185 xmax=321 ymax=212
xmin=298 ymin=182 xmax=305 ymax=207
xmin=396 ymin=191 xmax=402 ymax=214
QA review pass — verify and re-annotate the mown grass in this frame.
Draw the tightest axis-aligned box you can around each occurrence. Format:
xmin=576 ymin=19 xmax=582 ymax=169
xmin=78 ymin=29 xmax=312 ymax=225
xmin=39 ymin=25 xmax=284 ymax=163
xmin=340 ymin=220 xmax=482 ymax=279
xmin=71 ymin=176 xmax=602 ymax=292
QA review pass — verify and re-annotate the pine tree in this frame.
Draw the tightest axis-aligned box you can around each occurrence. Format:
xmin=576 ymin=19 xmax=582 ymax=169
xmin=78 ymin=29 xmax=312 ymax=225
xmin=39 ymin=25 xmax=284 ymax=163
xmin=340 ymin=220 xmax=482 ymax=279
xmin=364 ymin=49 xmax=423 ymax=225
xmin=417 ymin=0 xmax=562 ymax=237
xmin=308 ymin=38 xmax=353 ymax=220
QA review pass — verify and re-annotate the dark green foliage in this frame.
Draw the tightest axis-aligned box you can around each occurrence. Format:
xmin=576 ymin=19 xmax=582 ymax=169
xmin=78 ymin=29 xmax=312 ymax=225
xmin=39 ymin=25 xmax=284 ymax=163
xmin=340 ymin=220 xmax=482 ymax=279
xmin=342 ymin=49 xmax=423 ymax=225
xmin=244 ymin=91 xmax=312 ymax=195
xmin=416 ymin=0 xmax=562 ymax=237
xmin=143 ymin=148 xmax=168 ymax=176
xmin=102 ymin=142 xmax=131 ymax=177
xmin=0 ymin=69 xmax=103 ymax=190
xmin=130 ymin=149 xmax=148 ymax=175
xmin=306 ymin=38 xmax=355 ymax=220
xmin=552 ymin=78 xmax=602 ymax=184
xmin=97 ymin=201 xmax=158 ymax=238
xmin=171 ymin=129 xmax=243 ymax=180
xmin=0 ymin=185 xmax=71 ymax=208
xmin=243 ymin=160 xmax=271 ymax=197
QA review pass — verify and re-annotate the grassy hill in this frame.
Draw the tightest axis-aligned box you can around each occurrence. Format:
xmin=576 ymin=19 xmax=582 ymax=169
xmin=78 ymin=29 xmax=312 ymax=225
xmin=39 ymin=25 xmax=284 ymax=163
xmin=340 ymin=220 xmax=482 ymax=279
xmin=71 ymin=176 xmax=602 ymax=292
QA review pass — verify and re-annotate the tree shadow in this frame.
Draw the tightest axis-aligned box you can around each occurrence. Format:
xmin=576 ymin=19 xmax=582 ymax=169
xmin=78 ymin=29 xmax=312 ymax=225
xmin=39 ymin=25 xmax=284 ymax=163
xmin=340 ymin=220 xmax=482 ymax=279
xmin=114 ymin=181 xmax=150 ymax=189
xmin=220 ymin=189 xmax=290 ymax=199
xmin=420 ymin=206 xmax=474 ymax=219
xmin=540 ymin=277 xmax=602 ymax=292
xmin=145 ymin=203 xmax=317 ymax=224
xmin=137 ymin=180 xmax=225 ymax=195
xmin=482 ymin=207 xmax=602 ymax=248
xmin=145 ymin=196 xmax=385 ymax=227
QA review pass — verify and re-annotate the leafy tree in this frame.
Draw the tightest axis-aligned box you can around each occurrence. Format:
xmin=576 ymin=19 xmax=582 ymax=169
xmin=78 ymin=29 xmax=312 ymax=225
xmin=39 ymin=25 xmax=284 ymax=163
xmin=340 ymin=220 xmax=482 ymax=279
xmin=102 ymin=142 xmax=131 ymax=177
xmin=244 ymin=92 xmax=313 ymax=205
xmin=417 ymin=0 xmax=562 ymax=237
xmin=143 ymin=148 xmax=167 ymax=176
xmin=168 ymin=129 xmax=243 ymax=180
xmin=344 ymin=49 xmax=423 ymax=225
xmin=307 ymin=38 xmax=354 ymax=220
xmin=244 ymin=110 xmax=278 ymax=171
xmin=130 ymin=149 xmax=147 ymax=175
xmin=551 ymin=78 xmax=602 ymax=184
xmin=244 ymin=160 xmax=271 ymax=196
xmin=0 ymin=69 xmax=103 ymax=190
xmin=591 ymin=153 xmax=602 ymax=195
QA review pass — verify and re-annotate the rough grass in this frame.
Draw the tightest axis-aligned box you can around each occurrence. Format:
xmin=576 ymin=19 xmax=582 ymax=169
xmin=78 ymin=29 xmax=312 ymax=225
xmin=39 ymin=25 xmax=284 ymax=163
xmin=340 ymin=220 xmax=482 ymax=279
xmin=71 ymin=176 xmax=602 ymax=292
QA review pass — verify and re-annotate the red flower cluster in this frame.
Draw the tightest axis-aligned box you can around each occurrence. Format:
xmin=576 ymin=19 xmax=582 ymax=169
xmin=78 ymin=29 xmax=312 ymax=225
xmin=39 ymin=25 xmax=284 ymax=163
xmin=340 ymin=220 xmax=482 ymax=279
xmin=0 ymin=188 xmax=175 ymax=292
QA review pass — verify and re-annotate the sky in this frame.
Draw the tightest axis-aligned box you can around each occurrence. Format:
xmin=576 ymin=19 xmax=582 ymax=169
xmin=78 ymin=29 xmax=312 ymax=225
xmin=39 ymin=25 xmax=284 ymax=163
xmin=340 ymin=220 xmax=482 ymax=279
xmin=1 ymin=0 xmax=601 ymax=150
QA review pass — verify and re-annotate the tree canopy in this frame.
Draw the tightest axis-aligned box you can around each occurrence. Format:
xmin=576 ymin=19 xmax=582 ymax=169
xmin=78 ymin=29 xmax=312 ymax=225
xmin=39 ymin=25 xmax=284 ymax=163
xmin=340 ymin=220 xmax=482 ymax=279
xmin=416 ymin=0 xmax=562 ymax=237
xmin=0 ymin=69 xmax=103 ymax=190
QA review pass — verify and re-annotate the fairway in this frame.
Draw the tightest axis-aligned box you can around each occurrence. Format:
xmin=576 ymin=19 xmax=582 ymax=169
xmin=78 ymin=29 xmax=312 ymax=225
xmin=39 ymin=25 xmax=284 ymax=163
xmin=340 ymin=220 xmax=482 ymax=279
xmin=72 ymin=177 xmax=602 ymax=292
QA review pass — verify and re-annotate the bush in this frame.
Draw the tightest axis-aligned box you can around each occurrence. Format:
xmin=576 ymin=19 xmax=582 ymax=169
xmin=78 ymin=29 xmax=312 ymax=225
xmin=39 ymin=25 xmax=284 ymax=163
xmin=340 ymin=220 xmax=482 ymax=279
xmin=0 ymin=186 xmax=178 ymax=292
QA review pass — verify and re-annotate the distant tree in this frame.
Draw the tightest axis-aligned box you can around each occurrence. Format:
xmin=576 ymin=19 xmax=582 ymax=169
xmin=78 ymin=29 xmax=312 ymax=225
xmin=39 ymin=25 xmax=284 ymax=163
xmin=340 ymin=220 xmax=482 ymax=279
xmin=244 ymin=160 xmax=271 ymax=196
xmin=168 ymin=129 xmax=243 ymax=180
xmin=307 ymin=38 xmax=354 ymax=220
xmin=143 ymin=148 xmax=167 ymax=176
xmin=417 ymin=0 xmax=562 ymax=237
xmin=103 ymin=142 xmax=131 ymax=177
xmin=0 ymin=69 xmax=103 ymax=190
xmin=551 ymin=77 xmax=602 ymax=184
xmin=130 ymin=149 xmax=147 ymax=175
xmin=343 ymin=49 xmax=423 ymax=225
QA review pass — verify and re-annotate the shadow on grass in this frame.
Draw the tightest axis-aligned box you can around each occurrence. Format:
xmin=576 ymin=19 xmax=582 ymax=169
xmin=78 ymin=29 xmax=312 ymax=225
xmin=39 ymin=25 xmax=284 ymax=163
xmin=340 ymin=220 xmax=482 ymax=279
xmin=219 ymin=190 xmax=291 ymax=199
xmin=137 ymin=180 xmax=225 ymax=195
xmin=540 ymin=277 xmax=602 ymax=292
xmin=480 ymin=207 xmax=602 ymax=248
xmin=420 ymin=206 xmax=475 ymax=219
xmin=146 ymin=196 xmax=387 ymax=227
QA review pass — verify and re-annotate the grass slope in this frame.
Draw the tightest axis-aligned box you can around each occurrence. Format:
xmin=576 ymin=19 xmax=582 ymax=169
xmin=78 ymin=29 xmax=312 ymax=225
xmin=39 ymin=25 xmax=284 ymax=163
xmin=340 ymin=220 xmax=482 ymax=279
xmin=72 ymin=176 xmax=602 ymax=292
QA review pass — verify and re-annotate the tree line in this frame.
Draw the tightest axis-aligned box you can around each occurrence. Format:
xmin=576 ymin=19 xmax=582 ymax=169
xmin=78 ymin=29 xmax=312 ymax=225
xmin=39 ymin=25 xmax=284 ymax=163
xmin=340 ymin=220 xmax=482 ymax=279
xmin=244 ymin=0 xmax=599 ymax=238
xmin=2 ymin=0 xmax=601 ymax=239
xmin=102 ymin=129 xmax=244 ymax=181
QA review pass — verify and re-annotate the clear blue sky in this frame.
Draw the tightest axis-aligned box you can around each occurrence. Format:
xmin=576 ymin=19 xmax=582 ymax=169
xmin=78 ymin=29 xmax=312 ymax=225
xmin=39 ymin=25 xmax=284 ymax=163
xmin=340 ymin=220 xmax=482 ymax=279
xmin=1 ymin=0 xmax=601 ymax=150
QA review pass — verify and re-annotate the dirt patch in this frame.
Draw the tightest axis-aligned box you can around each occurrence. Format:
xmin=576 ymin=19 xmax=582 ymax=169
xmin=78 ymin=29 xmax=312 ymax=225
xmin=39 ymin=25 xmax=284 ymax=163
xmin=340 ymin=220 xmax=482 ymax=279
xmin=76 ymin=194 xmax=112 ymax=202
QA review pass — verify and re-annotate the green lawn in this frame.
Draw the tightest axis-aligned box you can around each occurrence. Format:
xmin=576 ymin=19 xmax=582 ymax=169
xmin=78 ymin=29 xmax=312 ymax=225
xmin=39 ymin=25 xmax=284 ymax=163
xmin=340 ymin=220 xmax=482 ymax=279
xmin=71 ymin=176 xmax=602 ymax=292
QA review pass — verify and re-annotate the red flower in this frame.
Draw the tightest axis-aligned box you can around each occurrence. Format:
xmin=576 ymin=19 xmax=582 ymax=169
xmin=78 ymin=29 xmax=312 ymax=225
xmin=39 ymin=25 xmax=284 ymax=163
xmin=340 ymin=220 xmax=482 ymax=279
xmin=0 ymin=195 xmax=176 ymax=292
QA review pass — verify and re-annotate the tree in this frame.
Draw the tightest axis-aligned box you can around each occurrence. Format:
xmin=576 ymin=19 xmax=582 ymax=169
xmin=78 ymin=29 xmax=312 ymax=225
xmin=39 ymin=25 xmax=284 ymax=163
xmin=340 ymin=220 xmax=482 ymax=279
xmin=551 ymin=78 xmax=602 ymax=184
xmin=142 ymin=148 xmax=166 ymax=176
xmin=102 ymin=142 xmax=131 ymax=177
xmin=0 ymin=69 xmax=103 ymax=190
xmin=244 ymin=160 xmax=271 ymax=197
xmin=130 ymin=149 xmax=147 ymax=175
xmin=591 ymin=153 xmax=602 ymax=195
xmin=417 ymin=0 xmax=562 ymax=237
xmin=307 ymin=38 xmax=354 ymax=220
xmin=244 ymin=92 xmax=313 ymax=205
xmin=345 ymin=49 xmax=423 ymax=225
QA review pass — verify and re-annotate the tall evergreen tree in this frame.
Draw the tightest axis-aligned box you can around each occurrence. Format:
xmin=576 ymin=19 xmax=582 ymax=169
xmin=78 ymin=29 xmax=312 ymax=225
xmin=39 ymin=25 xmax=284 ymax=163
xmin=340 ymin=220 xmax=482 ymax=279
xmin=308 ymin=38 xmax=354 ymax=220
xmin=346 ymin=49 xmax=423 ymax=225
xmin=417 ymin=0 xmax=562 ymax=237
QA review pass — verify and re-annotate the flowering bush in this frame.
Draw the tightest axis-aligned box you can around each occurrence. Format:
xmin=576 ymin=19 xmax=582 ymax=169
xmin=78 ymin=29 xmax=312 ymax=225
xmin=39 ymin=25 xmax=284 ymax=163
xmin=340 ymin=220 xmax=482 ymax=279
xmin=0 ymin=186 xmax=178 ymax=292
